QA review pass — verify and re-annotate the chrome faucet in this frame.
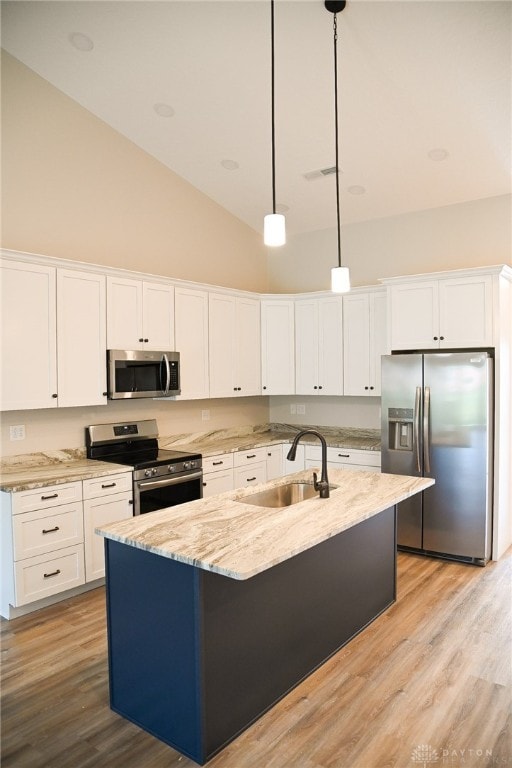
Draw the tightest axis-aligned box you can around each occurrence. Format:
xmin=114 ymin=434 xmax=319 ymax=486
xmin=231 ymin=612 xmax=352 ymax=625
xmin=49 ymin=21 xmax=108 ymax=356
xmin=286 ymin=429 xmax=330 ymax=499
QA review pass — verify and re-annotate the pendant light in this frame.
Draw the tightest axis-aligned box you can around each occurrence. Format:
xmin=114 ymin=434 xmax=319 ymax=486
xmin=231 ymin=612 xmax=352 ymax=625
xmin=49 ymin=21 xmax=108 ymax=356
xmin=264 ymin=0 xmax=286 ymax=246
xmin=326 ymin=1 xmax=350 ymax=293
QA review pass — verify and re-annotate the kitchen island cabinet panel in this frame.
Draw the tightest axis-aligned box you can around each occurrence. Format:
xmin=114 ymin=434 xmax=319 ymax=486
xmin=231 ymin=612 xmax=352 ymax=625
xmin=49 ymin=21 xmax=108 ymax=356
xmin=105 ymin=504 xmax=396 ymax=765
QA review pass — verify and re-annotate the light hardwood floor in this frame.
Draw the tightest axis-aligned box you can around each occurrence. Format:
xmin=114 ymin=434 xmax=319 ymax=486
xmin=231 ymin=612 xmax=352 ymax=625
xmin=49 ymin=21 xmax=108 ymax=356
xmin=1 ymin=550 xmax=511 ymax=768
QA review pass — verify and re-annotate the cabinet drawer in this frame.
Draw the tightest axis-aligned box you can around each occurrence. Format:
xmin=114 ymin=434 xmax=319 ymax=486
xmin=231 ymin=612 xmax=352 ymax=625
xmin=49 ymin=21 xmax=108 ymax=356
xmin=13 ymin=503 xmax=84 ymax=561
xmin=12 ymin=482 xmax=82 ymax=515
xmin=233 ymin=462 xmax=266 ymax=489
xmin=202 ymin=454 xmax=234 ymax=474
xmin=83 ymin=472 xmax=132 ymax=499
xmin=14 ymin=545 xmax=85 ymax=606
xmin=306 ymin=446 xmax=381 ymax=468
xmin=233 ymin=447 xmax=267 ymax=467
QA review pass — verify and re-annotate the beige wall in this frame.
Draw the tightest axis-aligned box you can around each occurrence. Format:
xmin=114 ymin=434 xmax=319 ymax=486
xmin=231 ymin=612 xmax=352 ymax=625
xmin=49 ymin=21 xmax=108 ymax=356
xmin=1 ymin=51 xmax=269 ymax=293
xmin=1 ymin=398 xmax=270 ymax=458
xmin=267 ymin=194 xmax=512 ymax=292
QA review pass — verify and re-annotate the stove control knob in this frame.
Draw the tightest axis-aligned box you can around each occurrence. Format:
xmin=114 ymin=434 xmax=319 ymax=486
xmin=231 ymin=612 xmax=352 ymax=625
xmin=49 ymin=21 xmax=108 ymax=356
xmin=144 ymin=469 xmax=152 ymax=478
xmin=189 ymin=460 xmax=197 ymax=469
xmin=168 ymin=465 xmax=176 ymax=473
xmin=152 ymin=468 xmax=158 ymax=476
xmin=183 ymin=461 xmax=192 ymax=471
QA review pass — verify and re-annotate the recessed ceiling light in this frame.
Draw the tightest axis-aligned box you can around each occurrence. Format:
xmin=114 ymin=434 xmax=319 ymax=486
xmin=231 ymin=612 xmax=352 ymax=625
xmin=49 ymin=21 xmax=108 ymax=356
xmin=153 ymin=103 xmax=175 ymax=118
xmin=428 ymin=148 xmax=449 ymax=161
xmin=348 ymin=185 xmax=366 ymax=195
xmin=68 ymin=32 xmax=94 ymax=52
xmin=220 ymin=159 xmax=239 ymax=171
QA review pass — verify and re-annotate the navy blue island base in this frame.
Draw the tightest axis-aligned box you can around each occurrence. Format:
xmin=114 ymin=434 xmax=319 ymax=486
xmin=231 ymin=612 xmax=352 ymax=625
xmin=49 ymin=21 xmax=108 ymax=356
xmin=104 ymin=504 xmax=396 ymax=765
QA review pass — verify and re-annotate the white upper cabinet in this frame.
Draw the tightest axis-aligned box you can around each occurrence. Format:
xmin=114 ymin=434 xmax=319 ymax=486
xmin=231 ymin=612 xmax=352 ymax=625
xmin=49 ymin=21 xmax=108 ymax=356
xmin=1 ymin=260 xmax=58 ymax=410
xmin=174 ymin=287 xmax=209 ymax=400
xmin=295 ymin=296 xmax=343 ymax=396
xmin=209 ymin=293 xmax=261 ymax=398
xmin=388 ymin=273 xmax=494 ymax=350
xmin=1 ymin=259 xmax=107 ymax=410
xmin=57 ymin=269 xmax=107 ymax=407
xmin=261 ymin=299 xmax=295 ymax=395
xmin=343 ymin=289 xmax=388 ymax=396
xmin=106 ymin=276 xmax=175 ymax=351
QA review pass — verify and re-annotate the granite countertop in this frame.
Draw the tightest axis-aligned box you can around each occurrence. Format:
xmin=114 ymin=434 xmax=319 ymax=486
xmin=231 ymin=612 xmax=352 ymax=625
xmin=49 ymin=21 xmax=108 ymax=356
xmin=96 ymin=468 xmax=433 ymax=580
xmin=159 ymin=423 xmax=381 ymax=458
xmin=0 ymin=450 xmax=131 ymax=493
xmin=0 ymin=424 xmax=380 ymax=493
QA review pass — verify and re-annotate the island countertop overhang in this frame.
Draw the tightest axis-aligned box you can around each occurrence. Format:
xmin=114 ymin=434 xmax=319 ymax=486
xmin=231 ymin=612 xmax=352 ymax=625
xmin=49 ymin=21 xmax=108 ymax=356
xmin=96 ymin=469 xmax=434 ymax=580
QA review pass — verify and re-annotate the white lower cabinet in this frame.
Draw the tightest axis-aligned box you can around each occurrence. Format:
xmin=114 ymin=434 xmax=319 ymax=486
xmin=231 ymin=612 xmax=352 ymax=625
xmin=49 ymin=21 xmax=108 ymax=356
xmin=201 ymin=454 xmax=234 ymax=498
xmin=83 ymin=473 xmax=132 ymax=582
xmin=233 ymin=447 xmax=267 ymax=488
xmin=282 ymin=443 xmax=305 ymax=475
xmin=1 ymin=472 xmax=132 ymax=618
xmin=264 ymin=445 xmax=283 ymax=480
xmin=305 ymin=446 xmax=381 ymax=472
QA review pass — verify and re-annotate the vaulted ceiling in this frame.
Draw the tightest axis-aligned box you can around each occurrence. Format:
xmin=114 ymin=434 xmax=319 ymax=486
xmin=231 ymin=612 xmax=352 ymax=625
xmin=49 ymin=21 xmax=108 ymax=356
xmin=2 ymin=0 xmax=510 ymax=237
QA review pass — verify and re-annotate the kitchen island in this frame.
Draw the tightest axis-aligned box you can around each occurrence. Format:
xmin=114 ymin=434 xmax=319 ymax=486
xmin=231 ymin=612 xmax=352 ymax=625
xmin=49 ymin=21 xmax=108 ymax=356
xmin=97 ymin=468 xmax=433 ymax=765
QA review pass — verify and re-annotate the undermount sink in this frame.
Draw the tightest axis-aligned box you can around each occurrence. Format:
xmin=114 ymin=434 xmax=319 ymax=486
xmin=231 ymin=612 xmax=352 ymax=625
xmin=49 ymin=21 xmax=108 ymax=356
xmin=240 ymin=482 xmax=336 ymax=509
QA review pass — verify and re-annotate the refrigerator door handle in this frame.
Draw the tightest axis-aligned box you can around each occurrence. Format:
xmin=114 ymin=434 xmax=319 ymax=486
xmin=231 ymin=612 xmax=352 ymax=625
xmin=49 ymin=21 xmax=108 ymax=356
xmin=414 ymin=386 xmax=422 ymax=472
xmin=423 ymin=386 xmax=431 ymax=474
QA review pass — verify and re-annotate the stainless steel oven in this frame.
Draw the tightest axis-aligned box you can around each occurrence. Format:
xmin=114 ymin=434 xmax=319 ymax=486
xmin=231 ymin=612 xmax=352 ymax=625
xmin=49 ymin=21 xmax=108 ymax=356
xmin=86 ymin=419 xmax=202 ymax=515
xmin=133 ymin=461 xmax=203 ymax=515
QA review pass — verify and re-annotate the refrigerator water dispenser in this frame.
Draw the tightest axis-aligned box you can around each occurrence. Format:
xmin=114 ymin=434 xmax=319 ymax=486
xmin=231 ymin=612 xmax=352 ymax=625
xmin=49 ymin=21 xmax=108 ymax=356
xmin=388 ymin=408 xmax=414 ymax=451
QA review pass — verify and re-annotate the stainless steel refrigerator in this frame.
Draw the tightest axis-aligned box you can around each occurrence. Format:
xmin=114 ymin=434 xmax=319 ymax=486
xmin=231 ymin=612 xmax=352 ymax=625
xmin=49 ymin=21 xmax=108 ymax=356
xmin=381 ymin=351 xmax=493 ymax=565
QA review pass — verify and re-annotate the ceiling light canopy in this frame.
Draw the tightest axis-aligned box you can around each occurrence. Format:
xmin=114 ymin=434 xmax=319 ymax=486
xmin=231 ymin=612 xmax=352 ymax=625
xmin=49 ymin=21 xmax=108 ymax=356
xmin=326 ymin=0 xmax=350 ymax=294
xmin=264 ymin=0 xmax=286 ymax=247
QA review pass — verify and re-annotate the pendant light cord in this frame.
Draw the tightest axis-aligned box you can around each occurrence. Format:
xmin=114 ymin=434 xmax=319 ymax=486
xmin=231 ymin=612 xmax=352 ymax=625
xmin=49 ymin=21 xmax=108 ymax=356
xmin=271 ymin=0 xmax=277 ymax=215
xmin=333 ymin=12 xmax=341 ymax=268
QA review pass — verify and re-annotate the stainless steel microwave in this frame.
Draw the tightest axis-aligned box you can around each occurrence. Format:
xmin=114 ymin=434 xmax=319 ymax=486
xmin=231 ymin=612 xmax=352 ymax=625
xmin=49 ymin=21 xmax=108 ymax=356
xmin=107 ymin=350 xmax=180 ymax=399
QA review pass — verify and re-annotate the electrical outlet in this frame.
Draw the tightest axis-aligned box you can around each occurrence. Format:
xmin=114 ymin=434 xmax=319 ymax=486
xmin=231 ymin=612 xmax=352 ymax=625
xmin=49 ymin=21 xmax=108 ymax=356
xmin=290 ymin=404 xmax=297 ymax=415
xmin=201 ymin=409 xmax=210 ymax=421
xmin=10 ymin=424 xmax=25 ymax=441
xmin=297 ymin=404 xmax=306 ymax=415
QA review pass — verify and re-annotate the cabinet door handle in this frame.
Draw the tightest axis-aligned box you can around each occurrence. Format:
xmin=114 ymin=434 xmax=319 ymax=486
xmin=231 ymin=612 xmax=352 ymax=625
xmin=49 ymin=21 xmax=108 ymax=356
xmin=338 ymin=454 xmax=350 ymax=458
xmin=101 ymin=482 xmax=117 ymax=489
xmin=370 ymin=386 xmax=374 ymax=390
xmin=247 ymin=477 xmax=257 ymax=482
xmin=43 ymin=569 xmax=61 ymax=579
xmin=433 ymin=336 xmax=438 ymax=340
xmin=42 ymin=526 xmax=60 ymax=534
xmin=139 ymin=338 xmax=144 ymax=342
xmin=52 ymin=393 xmax=58 ymax=398
xmin=440 ymin=336 xmax=445 ymax=340
xmin=246 ymin=454 xmax=256 ymax=459
xmin=202 ymin=482 xmax=207 ymax=487
xmin=41 ymin=493 xmax=58 ymax=501
xmin=212 ymin=461 xmax=223 ymax=466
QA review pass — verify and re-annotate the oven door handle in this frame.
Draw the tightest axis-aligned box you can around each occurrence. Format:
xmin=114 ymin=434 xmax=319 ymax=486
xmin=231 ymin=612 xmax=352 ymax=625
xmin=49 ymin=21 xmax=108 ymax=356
xmin=160 ymin=354 xmax=171 ymax=396
xmin=137 ymin=471 xmax=203 ymax=491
